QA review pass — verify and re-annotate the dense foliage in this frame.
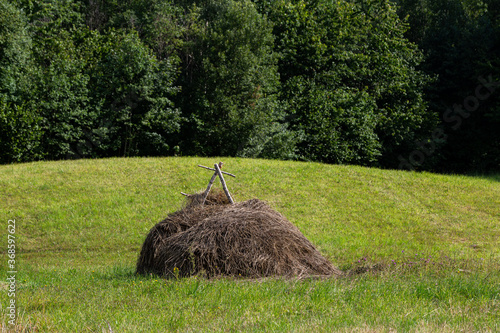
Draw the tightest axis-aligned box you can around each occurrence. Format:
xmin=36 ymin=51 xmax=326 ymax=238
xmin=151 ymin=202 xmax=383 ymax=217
xmin=394 ymin=0 xmax=500 ymax=172
xmin=0 ymin=0 xmax=498 ymax=173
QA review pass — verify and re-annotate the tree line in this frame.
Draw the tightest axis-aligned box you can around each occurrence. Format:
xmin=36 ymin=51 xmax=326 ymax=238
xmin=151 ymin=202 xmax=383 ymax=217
xmin=1 ymin=0 xmax=498 ymax=173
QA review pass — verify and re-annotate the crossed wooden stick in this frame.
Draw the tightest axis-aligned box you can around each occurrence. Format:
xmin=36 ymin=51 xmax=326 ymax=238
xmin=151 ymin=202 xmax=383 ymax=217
xmin=181 ymin=162 xmax=235 ymax=204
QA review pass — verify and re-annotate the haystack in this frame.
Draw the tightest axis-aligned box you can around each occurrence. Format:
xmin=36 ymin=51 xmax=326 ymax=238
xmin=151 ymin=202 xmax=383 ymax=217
xmin=136 ymin=189 xmax=341 ymax=279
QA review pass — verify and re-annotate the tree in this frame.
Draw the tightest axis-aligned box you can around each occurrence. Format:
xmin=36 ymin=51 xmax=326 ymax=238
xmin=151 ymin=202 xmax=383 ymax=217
xmin=84 ymin=29 xmax=181 ymax=157
xmin=286 ymin=78 xmax=381 ymax=164
xmin=15 ymin=0 xmax=94 ymax=159
xmin=263 ymin=0 xmax=436 ymax=166
xmin=174 ymin=0 xmax=298 ymax=158
xmin=395 ymin=0 xmax=500 ymax=172
xmin=0 ymin=0 xmax=43 ymax=163
xmin=10 ymin=0 xmax=181 ymax=160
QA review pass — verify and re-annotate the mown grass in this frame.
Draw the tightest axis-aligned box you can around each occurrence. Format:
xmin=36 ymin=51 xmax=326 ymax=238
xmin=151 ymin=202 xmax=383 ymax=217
xmin=0 ymin=157 xmax=499 ymax=332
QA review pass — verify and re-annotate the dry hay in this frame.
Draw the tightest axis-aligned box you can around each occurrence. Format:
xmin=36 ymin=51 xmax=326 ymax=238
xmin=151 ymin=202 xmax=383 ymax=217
xmin=136 ymin=189 xmax=341 ymax=279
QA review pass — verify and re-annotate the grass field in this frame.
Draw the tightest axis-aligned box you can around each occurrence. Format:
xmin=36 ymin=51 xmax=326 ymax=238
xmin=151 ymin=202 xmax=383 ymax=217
xmin=1 ymin=157 xmax=499 ymax=332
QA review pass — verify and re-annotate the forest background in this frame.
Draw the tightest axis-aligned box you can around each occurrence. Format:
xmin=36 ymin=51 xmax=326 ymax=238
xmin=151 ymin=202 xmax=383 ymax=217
xmin=1 ymin=0 xmax=499 ymax=174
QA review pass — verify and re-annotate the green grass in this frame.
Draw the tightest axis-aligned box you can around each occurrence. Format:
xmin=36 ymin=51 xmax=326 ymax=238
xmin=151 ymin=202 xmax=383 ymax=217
xmin=1 ymin=157 xmax=499 ymax=332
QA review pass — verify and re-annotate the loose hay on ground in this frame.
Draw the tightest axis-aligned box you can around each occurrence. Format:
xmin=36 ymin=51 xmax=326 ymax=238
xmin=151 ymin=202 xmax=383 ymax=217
xmin=136 ymin=190 xmax=341 ymax=279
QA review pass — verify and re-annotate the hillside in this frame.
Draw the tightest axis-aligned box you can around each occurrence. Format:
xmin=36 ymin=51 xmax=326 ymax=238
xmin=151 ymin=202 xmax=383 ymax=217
xmin=1 ymin=157 xmax=499 ymax=331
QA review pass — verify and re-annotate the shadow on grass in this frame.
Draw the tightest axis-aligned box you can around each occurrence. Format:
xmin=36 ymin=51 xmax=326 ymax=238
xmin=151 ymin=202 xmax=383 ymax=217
xmin=341 ymin=253 xmax=500 ymax=280
xmin=461 ymin=172 xmax=500 ymax=182
xmin=100 ymin=254 xmax=500 ymax=283
xmin=97 ymin=265 xmax=137 ymax=281
xmin=477 ymin=173 xmax=500 ymax=182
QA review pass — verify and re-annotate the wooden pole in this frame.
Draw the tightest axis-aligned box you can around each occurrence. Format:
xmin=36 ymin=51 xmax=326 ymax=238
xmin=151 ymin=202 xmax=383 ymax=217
xmin=183 ymin=162 xmax=236 ymax=204
xmin=201 ymin=171 xmax=218 ymax=205
xmin=214 ymin=163 xmax=234 ymax=204
xmin=197 ymin=165 xmax=236 ymax=178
